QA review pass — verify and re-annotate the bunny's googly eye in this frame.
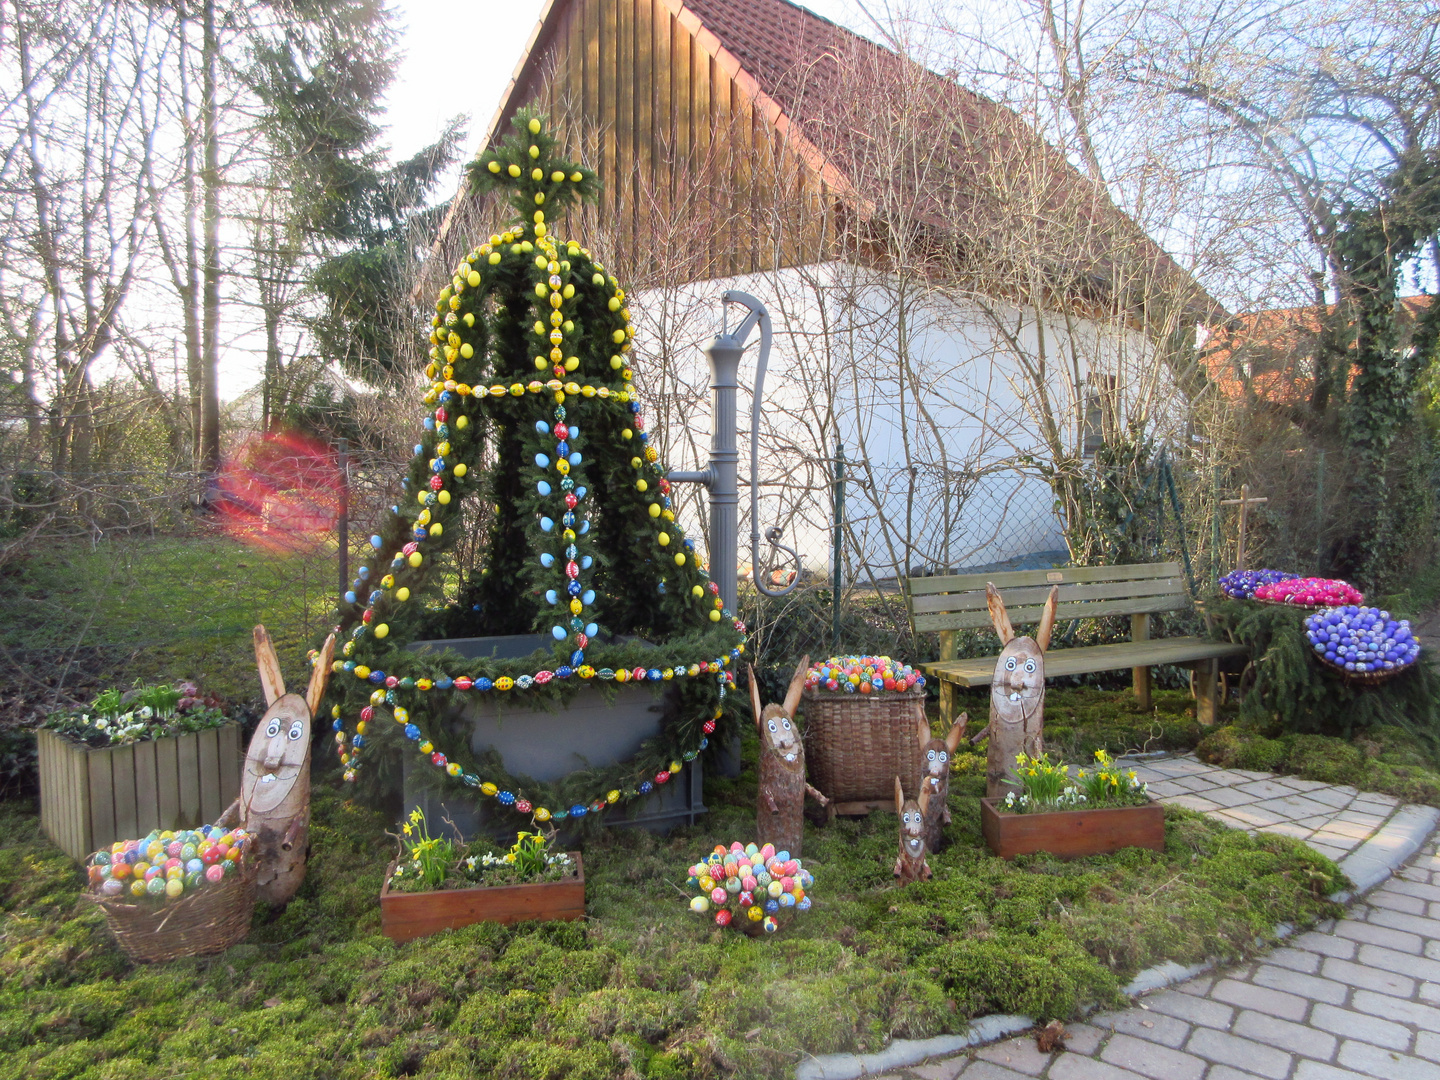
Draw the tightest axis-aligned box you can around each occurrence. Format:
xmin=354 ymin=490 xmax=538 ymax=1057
xmin=1005 ymin=657 xmax=1017 ymax=671
xmin=287 ymin=721 xmax=304 ymax=741
xmin=266 ymin=718 xmax=281 ymax=738
xmin=767 ymin=719 xmax=777 ymax=733
xmin=1024 ymin=658 xmax=1036 ymax=673
xmin=938 ymin=751 xmax=948 ymax=763
xmin=780 ymin=718 xmax=791 ymax=730
xmin=927 ymin=749 xmax=936 ymax=761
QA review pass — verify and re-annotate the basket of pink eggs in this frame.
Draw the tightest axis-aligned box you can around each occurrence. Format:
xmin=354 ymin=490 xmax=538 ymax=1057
xmin=1252 ymin=577 xmax=1363 ymax=609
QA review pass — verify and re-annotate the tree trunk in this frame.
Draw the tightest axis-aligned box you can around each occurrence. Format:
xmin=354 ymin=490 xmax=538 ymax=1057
xmin=199 ymin=0 xmax=222 ymax=476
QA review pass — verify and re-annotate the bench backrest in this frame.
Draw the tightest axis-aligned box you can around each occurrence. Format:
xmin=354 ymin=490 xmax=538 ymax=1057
xmin=906 ymin=562 xmax=1188 ymax=635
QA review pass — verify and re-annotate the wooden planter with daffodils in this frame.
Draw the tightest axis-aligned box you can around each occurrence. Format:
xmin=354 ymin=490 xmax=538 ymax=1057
xmin=379 ymin=811 xmax=584 ymax=942
xmin=981 ymin=750 xmax=1164 ymax=860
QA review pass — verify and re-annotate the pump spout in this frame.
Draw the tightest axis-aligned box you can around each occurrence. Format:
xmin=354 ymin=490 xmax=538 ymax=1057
xmin=720 ymin=290 xmax=801 ymax=599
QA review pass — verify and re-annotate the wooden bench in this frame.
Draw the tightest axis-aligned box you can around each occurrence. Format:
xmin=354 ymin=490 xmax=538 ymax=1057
xmin=905 ymin=562 xmax=1246 ymax=726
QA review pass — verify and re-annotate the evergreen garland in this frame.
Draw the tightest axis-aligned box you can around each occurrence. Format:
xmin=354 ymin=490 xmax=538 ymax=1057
xmin=318 ymin=110 xmax=748 ymax=824
xmin=1207 ymin=598 xmax=1440 ymax=750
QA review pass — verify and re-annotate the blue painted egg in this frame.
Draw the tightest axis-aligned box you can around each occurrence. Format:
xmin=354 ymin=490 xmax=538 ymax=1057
xmin=552 ymin=626 xmax=567 ymax=640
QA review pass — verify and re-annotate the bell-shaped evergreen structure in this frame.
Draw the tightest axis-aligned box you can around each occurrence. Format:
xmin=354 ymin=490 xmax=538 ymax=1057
xmin=324 ymin=111 xmax=747 ymax=823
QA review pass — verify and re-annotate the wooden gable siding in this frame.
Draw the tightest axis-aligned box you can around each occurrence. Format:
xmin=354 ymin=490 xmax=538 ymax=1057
xmin=457 ymin=0 xmax=838 ymax=282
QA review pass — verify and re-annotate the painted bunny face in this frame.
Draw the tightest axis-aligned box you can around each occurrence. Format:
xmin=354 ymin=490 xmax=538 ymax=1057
xmin=762 ymin=707 xmax=801 ymax=762
xmin=991 ymin=637 xmax=1044 ymax=725
xmin=899 ymin=799 xmax=926 ymax=857
xmin=242 ymin=695 xmax=310 ymax=814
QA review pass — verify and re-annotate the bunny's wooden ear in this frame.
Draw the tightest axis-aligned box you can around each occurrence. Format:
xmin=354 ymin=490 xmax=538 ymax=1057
xmin=783 ymin=654 xmax=810 ymax=718
xmin=254 ymin=625 xmax=285 ymax=706
xmin=305 ymin=634 xmax=335 ymax=717
xmin=918 ymin=715 xmax=932 ymax=747
xmin=986 ymin=583 xmax=1015 ymax=645
xmin=894 ymin=776 xmax=905 ymax=815
xmin=918 ymin=784 xmax=931 ymax=816
xmin=748 ymin=665 xmax=764 ymax=731
xmin=1035 ymin=585 xmax=1059 ymax=653
xmin=945 ymin=713 xmax=968 ymax=754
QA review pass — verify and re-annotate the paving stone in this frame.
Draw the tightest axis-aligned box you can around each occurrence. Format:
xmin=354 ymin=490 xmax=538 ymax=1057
xmin=1057 ymin=1024 xmax=1104 ymax=1056
xmin=1232 ymin=1008 xmax=1337 ymax=1057
xmin=1144 ymin=757 xmax=1210 ymax=775
xmin=1336 ymin=1040 xmax=1440 ymax=1080
xmin=1305 ymin=787 xmax=1360 ymax=809
xmin=1334 ymin=812 xmax=1387 ymax=831
xmin=1046 ymin=1053 xmax=1148 ymax=1080
xmin=1387 ymin=879 xmax=1440 ymax=903
xmin=1350 ymin=989 xmax=1440 ymax=1030
xmin=1417 ymin=1032 xmax=1440 ymax=1065
xmin=1211 ymin=977 xmax=1310 ymax=1021
xmin=1335 ymin=921 xmax=1424 ymax=954
xmin=1310 ymin=841 xmax=1357 ymax=862
xmin=1367 ymin=907 xmax=1440 ymax=940
xmin=908 ymin=1062 xmax=966 ymax=1080
xmin=1140 ymin=990 xmax=1233 ymax=1030
xmin=1166 ymin=793 xmax=1222 ymax=813
xmin=1422 ymin=982 xmax=1440 ymax=1005
xmin=1369 ymin=890 xmax=1429 ymax=916
xmin=1250 ymin=964 xmax=1349 ymax=1005
xmin=1315 ymin=821 xmax=1374 ymax=842
xmin=1401 ymin=866 xmax=1435 ymax=885
xmin=1146 ymin=780 xmax=1190 ymax=799
xmin=1275 ymin=777 xmax=1330 ymax=793
xmin=1266 ymin=821 xmax=1319 ymax=840
xmin=1235 ymin=780 xmax=1297 ymax=799
xmin=974 ymin=1037 xmax=1050 ymax=1076
xmin=1175 ymin=975 xmax=1216 ymax=997
xmin=1184 ymin=1027 xmax=1293 ymax=1079
xmin=1294 ymin=1061 xmax=1377 ymax=1080
xmin=1321 ymin=957 xmax=1416 ymax=997
xmin=1291 ymin=931 xmax=1358 ymax=959
xmin=1088 ymin=1009 xmax=1190 ymax=1049
xmin=1262 ymin=947 xmax=1322 ymax=974
xmin=1219 ymin=804 xmax=1291 ymax=829
xmin=1202 ymin=786 xmax=1267 ymax=808
xmin=1098 ymin=1033 xmax=1205 ymax=1080
xmin=1309 ymin=1003 xmax=1411 ymax=1051
xmin=1206 ymin=1067 xmax=1271 ymax=1080
xmin=1427 ymin=940 xmax=1440 ymax=961
xmin=1272 ymin=794 xmax=1346 ymax=820
xmin=1357 ymin=943 xmax=1440 ymax=982
xmin=1203 ymin=769 xmax=1256 ymax=785
xmin=1168 ymin=774 xmax=1222 ymax=793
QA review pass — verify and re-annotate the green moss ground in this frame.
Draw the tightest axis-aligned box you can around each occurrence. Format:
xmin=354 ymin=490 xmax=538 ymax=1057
xmin=0 ymin=730 xmax=1344 ymax=1080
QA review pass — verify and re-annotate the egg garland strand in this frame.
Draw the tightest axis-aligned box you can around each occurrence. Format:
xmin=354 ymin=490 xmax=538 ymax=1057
xmin=326 ymin=111 xmax=747 ymax=824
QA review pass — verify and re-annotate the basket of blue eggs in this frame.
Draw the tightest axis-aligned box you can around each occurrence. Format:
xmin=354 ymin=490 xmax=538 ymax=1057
xmin=84 ymin=824 xmax=258 ymax=962
xmin=1219 ymin=568 xmax=1298 ymax=600
xmin=1304 ymin=606 xmax=1423 ymax=684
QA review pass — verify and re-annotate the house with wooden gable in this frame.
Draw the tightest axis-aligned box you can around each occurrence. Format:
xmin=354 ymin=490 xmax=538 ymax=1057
xmin=431 ymin=0 xmax=1217 ymax=583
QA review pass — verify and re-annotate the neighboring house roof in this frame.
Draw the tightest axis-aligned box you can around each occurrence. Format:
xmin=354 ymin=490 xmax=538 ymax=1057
xmin=1199 ymin=295 xmax=1434 ymax=405
xmin=433 ymin=0 xmax=1218 ymax=320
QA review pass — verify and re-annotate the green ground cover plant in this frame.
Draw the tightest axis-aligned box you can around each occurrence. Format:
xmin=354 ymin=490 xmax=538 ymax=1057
xmin=0 ymin=734 xmax=1344 ymax=1080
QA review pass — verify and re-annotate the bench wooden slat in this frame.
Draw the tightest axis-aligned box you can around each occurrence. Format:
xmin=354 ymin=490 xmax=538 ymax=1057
xmin=921 ymin=638 xmax=1245 ymax=687
xmin=913 ymin=593 xmax=1189 ymax=632
xmin=906 ymin=562 xmax=1181 ymax=597
xmin=909 ymin=576 xmax=1186 ymax=615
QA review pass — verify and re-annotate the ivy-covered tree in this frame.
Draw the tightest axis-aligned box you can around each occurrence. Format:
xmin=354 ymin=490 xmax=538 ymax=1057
xmin=322 ymin=111 xmax=747 ymax=823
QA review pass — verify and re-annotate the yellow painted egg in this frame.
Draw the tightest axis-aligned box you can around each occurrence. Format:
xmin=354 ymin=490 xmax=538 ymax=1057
xmin=396 ymin=587 xmax=410 ymax=602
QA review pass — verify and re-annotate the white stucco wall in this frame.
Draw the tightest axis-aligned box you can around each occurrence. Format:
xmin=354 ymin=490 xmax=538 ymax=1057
xmin=625 ymin=261 xmax=1172 ymax=585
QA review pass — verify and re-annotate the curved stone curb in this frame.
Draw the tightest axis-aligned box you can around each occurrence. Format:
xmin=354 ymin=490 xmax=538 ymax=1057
xmin=793 ymin=801 xmax=1440 ymax=1079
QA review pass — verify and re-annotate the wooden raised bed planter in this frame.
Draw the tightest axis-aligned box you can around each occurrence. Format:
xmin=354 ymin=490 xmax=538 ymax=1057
xmin=380 ymin=854 xmax=585 ymax=943
xmin=37 ymin=724 xmax=241 ymax=863
xmin=980 ymin=797 xmax=1165 ymax=860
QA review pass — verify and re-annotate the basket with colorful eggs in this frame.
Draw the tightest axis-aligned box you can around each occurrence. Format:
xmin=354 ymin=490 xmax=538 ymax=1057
xmin=1305 ymin=606 xmax=1422 ymax=683
xmin=1252 ymin=577 xmax=1364 ymax=608
xmin=1218 ymin=568 xmax=1299 ymax=600
xmin=84 ymin=824 xmax=258 ymax=962
xmin=686 ymin=841 xmax=813 ymax=935
xmin=803 ymin=655 xmax=925 ymax=695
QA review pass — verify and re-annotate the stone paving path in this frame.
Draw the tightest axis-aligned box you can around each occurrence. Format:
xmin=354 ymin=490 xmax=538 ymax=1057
xmin=799 ymin=754 xmax=1440 ymax=1080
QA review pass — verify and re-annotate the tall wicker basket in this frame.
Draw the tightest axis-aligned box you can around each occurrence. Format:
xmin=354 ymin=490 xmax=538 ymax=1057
xmin=801 ymin=687 xmax=927 ymax=814
xmin=86 ymin=857 xmax=258 ymax=963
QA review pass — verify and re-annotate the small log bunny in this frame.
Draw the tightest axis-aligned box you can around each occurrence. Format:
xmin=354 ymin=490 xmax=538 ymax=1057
xmin=750 ymin=657 xmax=829 ymax=858
xmin=984 ymin=583 xmax=1058 ymax=799
xmin=894 ymin=776 xmax=932 ymax=884
xmin=218 ymin=625 xmax=333 ymax=906
xmin=918 ymin=713 xmax=968 ymax=852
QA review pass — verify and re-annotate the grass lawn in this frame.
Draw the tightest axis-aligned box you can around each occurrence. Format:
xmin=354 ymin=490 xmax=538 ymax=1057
xmin=0 ymin=726 xmax=1345 ymax=1080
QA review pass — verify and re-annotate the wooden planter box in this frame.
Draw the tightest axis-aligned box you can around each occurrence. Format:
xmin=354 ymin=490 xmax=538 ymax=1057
xmin=980 ymin=797 xmax=1165 ymax=860
xmin=37 ymin=724 xmax=241 ymax=863
xmin=379 ymin=854 xmax=585 ymax=942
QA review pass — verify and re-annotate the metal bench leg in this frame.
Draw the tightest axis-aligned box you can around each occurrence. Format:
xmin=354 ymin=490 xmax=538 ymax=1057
xmin=1194 ymin=659 xmax=1219 ymax=726
xmin=1131 ymin=614 xmax=1151 ymax=711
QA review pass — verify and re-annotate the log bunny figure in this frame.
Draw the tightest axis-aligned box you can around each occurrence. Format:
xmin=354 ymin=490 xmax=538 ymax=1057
xmin=984 ymin=583 xmax=1058 ymax=799
xmin=749 ymin=658 xmax=829 ymax=858
xmin=894 ymin=776 xmax=932 ymax=884
xmin=918 ymin=713 xmax=968 ymax=852
xmin=219 ymin=625 xmax=333 ymax=905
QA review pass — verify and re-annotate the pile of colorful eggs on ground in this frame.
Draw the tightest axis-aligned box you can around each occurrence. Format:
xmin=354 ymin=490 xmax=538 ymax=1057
xmin=1253 ymin=577 xmax=1364 ymax=607
xmin=1219 ymin=568 xmax=1298 ymax=599
xmin=686 ymin=841 xmax=813 ymax=933
xmin=1305 ymin=606 xmax=1422 ymax=675
xmin=804 ymin=655 xmax=924 ymax=694
xmin=88 ymin=824 xmax=252 ymax=901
